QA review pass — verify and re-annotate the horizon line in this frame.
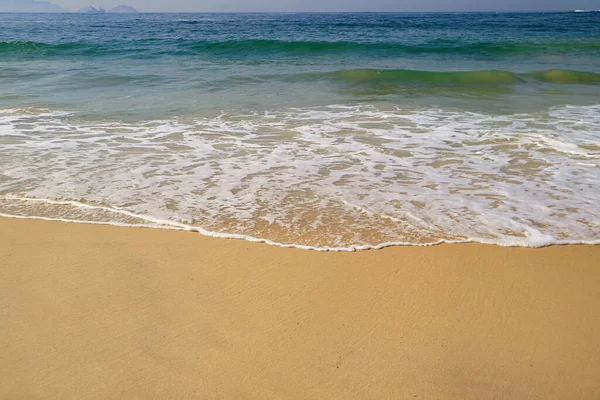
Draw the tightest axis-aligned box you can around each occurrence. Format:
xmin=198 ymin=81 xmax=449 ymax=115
xmin=0 ymin=10 xmax=588 ymax=13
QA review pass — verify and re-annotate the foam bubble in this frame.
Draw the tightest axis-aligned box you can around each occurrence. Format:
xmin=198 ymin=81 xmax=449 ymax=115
xmin=0 ymin=104 xmax=599 ymax=249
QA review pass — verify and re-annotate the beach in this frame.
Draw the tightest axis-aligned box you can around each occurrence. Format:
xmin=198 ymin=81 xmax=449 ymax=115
xmin=1 ymin=13 xmax=599 ymax=398
xmin=1 ymin=216 xmax=599 ymax=399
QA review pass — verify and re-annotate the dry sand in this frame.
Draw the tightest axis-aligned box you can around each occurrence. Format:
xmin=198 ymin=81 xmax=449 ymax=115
xmin=1 ymin=216 xmax=599 ymax=399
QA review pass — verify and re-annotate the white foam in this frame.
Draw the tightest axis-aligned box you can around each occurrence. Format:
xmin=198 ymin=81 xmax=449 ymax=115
xmin=1 ymin=104 xmax=599 ymax=249
xmin=1 ymin=203 xmax=598 ymax=252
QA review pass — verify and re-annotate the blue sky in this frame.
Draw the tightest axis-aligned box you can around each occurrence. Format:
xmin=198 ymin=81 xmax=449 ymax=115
xmin=22 ymin=0 xmax=600 ymax=12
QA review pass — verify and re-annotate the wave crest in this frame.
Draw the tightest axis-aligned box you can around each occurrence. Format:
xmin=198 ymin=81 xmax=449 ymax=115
xmin=2 ymin=38 xmax=600 ymax=58
xmin=277 ymin=68 xmax=600 ymax=86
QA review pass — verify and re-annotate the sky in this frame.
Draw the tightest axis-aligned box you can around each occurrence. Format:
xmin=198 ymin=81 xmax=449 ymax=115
xmin=17 ymin=0 xmax=600 ymax=13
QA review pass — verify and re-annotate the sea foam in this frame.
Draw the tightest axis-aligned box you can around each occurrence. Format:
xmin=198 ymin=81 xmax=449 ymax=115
xmin=1 ymin=104 xmax=599 ymax=250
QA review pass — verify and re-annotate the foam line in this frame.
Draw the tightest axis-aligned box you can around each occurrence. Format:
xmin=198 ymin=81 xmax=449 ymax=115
xmin=1 ymin=197 xmax=598 ymax=252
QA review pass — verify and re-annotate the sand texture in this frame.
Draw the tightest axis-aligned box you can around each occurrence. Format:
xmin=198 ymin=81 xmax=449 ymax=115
xmin=1 ymin=217 xmax=599 ymax=399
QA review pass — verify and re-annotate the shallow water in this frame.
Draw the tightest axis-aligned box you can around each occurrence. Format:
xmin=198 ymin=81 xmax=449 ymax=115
xmin=1 ymin=12 xmax=599 ymax=249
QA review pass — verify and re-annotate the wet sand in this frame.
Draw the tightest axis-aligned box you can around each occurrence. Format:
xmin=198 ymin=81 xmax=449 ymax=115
xmin=1 ymin=216 xmax=599 ymax=399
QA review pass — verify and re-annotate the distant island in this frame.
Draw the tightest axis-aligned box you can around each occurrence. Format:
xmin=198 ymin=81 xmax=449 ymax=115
xmin=78 ymin=4 xmax=137 ymax=13
xmin=0 ymin=0 xmax=138 ymax=13
xmin=109 ymin=5 xmax=137 ymax=12
xmin=78 ymin=5 xmax=105 ymax=13
xmin=0 ymin=0 xmax=68 ymax=12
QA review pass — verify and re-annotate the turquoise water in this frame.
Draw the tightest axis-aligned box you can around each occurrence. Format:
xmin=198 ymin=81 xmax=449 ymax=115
xmin=1 ymin=12 xmax=599 ymax=249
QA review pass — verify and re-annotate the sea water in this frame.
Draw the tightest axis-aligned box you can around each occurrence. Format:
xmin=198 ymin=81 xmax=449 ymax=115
xmin=1 ymin=12 xmax=599 ymax=250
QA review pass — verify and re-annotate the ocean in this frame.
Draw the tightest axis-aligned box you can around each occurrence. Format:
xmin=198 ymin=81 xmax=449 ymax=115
xmin=0 ymin=12 xmax=599 ymax=250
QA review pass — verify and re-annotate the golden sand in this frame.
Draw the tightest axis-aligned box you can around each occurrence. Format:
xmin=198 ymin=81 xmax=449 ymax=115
xmin=1 ymin=217 xmax=599 ymax=399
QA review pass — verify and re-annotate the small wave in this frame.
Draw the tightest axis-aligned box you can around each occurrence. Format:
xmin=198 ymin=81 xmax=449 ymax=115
xmin=326 ymin=69 xmax=522 ymax=84
xmin=0 ymin=41 xmax=86 ymax=52
xmin=0 ymin=40 xmax=41 ymax=51
xmin=529 ymin=69 xmax=600 ymax=84
xmin=0 ymin=40 xmax=152 ymax=58
xmin=271 ymin=68 xmax=600 ymax=86
xmin=183 ymin=39 xmax=600 ymax=57
xmin=2 ymin=38 xmax=600 ymax=58
xmin=0 ymin=40 xmax=109 ymax=57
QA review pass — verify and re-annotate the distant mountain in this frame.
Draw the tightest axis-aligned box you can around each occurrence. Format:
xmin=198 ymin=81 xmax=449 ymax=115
xmin=108 ymin=4 xmax=136 ymax=13
xmin=0 ymin=0 xmax=68 ymax=12
xmin=78 ymin=5 xmax=105 ymax=13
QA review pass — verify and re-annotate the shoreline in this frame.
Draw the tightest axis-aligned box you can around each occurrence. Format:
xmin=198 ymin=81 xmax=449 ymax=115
xmin=2 ymin=210 xmax=599 ymax=251
xmin=1 ymin=216 xmax=599 ymax=399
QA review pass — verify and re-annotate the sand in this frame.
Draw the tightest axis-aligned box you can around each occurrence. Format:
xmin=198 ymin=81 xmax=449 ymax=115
xmin=1 ymin=216 xmax=599 ymax=399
